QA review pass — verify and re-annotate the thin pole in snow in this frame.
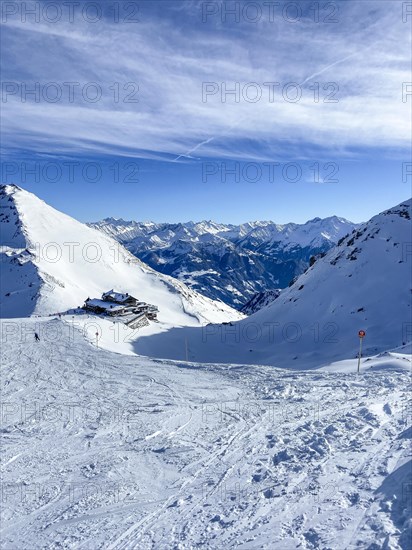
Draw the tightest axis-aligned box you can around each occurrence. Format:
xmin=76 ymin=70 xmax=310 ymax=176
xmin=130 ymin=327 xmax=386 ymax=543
xmin=96 ymin=332 xmax=99 ymax=348
xmin=357 ymin=330 xmax=366 ymax=374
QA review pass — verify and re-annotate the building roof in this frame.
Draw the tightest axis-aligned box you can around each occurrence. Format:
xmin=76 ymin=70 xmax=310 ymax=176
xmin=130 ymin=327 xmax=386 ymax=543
xmin=85 ymin=298 xmax=125 ymax=312
xmin=101 ymin=289 xmax=136 ymax=303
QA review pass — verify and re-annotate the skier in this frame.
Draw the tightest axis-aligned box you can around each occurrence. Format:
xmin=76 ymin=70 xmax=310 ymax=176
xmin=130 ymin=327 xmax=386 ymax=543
xmin=34 ymin=332 xmax=40 ymax=342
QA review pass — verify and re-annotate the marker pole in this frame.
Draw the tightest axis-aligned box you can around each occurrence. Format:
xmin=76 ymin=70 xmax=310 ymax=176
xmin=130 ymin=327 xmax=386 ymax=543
xmin=357 ymin=337 xmax=363 ymax=374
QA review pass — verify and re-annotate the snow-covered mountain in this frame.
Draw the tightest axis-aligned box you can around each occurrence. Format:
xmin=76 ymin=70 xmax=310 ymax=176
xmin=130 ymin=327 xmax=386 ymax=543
xmin=90 ymin=216 xmax=357 ymax=310
xmin=240 ymin=289 xmax=282 ymax=315
xmin=245 ymin=198 xmax=412 ymax=365
xmin=133 ymin=199 xmax=412 ymax=368
xmin=0 ymin=185 xmax=242 ymax=325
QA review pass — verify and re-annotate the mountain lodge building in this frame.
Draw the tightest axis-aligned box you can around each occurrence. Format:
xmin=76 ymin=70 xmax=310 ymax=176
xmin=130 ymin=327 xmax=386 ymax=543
xmin=83 ymin=290 xmax=158 ymax=322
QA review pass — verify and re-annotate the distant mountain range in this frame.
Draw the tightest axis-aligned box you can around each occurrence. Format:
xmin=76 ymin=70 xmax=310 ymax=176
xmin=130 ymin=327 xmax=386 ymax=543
xmin=89 ymin=216 xmax=359 ymax=310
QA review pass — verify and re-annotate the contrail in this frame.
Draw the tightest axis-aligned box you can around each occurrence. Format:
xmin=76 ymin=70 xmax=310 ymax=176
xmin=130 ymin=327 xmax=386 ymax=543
xmin=173 ymin=121 xmax=241 ymax=162
xmin=173 ymin=50 xmax=362 ymax=162
xmin=173 ymin=137 xmax=215 ymax=162
xmin=299 ymin=50 xmax=361 ymax=87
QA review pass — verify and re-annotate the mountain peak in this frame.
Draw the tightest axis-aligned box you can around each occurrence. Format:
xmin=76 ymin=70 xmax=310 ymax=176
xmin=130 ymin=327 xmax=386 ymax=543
xmin=0 ymin=183 xmax=22 ymax=195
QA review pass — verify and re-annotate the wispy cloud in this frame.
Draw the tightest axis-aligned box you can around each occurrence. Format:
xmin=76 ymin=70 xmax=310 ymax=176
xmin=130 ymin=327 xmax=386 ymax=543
xmin=1 ymin=0 xmax=410 ymax=162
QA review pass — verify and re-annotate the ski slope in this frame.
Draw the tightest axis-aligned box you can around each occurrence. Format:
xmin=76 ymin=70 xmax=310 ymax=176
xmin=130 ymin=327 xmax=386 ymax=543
xmin=1 ymin=317 xmax=411 ymax=549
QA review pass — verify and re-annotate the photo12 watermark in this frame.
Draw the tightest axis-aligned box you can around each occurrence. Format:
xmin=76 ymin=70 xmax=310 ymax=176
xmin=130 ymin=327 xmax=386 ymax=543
xmin=202 ymin=81 xmax=339 ymax=104
xmin=200 ymin=2 xmax=340 ymax=24
xmin=202 ymin=321 xmax=339 ymax=345
xmin=2 ymin=82 xmax=140 ymax=104
xmin=1 ymin=160 xmax=140 ymax=185
xmin=1 ymin=2 xmax=140 ymax=24
xmin=201 ymin=161 xmax=339 ymax=184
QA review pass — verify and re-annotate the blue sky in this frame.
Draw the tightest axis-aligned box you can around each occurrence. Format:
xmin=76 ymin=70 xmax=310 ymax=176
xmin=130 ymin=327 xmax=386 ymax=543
xmin=1 ymin=0 xmax=411 ymax=224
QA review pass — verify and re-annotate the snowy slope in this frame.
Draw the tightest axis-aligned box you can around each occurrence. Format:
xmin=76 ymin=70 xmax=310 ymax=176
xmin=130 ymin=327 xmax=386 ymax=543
xmin=247 ymin=198 xmax=412 ymax=364
xmin=134 ymin=199 xmax=412 ymax=368
xmin=0 ymin=185 xmax=242 ymax=325
xmin=90 ymin=216 xmax=357 ymax=309
xmin=1 ymin=316 xmax=411 ymax=549
xmin=241 ymin=289 xmax=282 ymax=315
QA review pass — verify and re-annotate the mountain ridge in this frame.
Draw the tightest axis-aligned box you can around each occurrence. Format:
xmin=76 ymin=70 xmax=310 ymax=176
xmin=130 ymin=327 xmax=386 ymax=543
xmin=90 ymin=214 xmax=358 ymax=309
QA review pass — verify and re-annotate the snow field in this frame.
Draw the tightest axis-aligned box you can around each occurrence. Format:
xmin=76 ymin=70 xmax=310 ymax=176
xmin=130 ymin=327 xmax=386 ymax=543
xmin=1 ymin=318 xmax=411 ymax=549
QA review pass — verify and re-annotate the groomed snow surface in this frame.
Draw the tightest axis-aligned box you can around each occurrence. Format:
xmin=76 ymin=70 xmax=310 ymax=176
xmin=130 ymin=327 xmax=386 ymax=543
xmin=1 ymin=317 xmax=411 ymax=550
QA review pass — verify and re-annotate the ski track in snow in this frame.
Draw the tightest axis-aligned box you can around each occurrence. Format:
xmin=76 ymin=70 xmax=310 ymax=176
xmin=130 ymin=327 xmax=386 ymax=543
xmin=1 ymin=318 xmax=411 ymax=550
